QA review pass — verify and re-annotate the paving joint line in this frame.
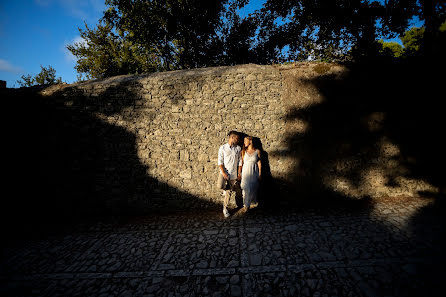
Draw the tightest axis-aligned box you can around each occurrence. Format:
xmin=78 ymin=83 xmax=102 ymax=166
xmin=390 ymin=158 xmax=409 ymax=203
xmin=1 ymin=256 xmax=426 ymax=281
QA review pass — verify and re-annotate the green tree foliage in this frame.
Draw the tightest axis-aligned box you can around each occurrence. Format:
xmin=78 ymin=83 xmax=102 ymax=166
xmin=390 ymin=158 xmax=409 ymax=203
xmin=262 ymin=0 xmax=420 ymax=61
xmin=400 ymin=26 xmax=426 ymax=56
xmin=16 ymin=65 xmax=63 ymax=87
xmin=67 ymin=0 xmax=446 ymax=79
xmin=402 ymin=20 xmax=446 ymax=58
xmin=378 ymin=40 xmax=404 ymax=58
xmin=262 ymin=0 xmax=445 ymax=61
xmin=68 ymin=0 xmax=250 ymax=78
xmin=102 ymin=0 xmax=232 ymax=69
xmin=379 ymin=20 xmax=446 ymax=59
xmin=220 ymin=1 xmax=259 ymax=65
xmin=17 ymin=74 xmax=34 ymax=87
xmin=66 ymin=22 xmax=159 ymax=79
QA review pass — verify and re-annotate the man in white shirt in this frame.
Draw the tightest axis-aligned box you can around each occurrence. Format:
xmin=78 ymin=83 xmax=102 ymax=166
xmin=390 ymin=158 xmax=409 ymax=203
xmin=217 ymin=131 xmax=242 ymax=217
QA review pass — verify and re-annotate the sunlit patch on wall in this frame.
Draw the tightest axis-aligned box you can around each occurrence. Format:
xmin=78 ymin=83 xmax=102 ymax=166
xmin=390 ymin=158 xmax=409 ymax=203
xmin=378 ymin=137 xmax=400 ymax=158
xmin=323 ymin=136 xmax=438 ymax=199
xmin=326 ymin=177 xmax=364 ymax=199
xmin=286 ymin=118 xmax=310 ymax=134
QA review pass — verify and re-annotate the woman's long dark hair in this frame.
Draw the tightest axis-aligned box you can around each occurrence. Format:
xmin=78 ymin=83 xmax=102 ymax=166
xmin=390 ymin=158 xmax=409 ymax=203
xmin=241 ymin=135 xmax=253 ymax=161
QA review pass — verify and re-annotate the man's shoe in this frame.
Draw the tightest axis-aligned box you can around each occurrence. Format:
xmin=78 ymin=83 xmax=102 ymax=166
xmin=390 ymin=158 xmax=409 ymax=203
xmin=223 ymin=208 xmax=230 ymax=218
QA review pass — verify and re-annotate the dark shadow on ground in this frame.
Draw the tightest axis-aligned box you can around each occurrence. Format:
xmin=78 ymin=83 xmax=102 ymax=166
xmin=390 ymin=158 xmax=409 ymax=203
xmin=407 ymin=196 xmax=446 ymax=297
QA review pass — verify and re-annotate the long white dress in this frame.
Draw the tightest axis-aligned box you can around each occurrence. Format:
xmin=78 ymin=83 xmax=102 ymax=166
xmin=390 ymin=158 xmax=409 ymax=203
xmin=240 ymin=150 xmax=260 ymax=207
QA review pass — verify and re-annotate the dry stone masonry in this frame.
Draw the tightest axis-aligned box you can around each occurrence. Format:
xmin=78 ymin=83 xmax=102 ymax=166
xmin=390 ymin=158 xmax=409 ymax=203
xmin=37 ymin=63 xmax=439 ymax=212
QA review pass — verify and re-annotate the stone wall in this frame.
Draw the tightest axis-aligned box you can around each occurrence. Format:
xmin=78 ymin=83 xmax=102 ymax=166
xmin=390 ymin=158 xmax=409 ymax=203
xmin=27 ymin=63 xmax=442 ymax=214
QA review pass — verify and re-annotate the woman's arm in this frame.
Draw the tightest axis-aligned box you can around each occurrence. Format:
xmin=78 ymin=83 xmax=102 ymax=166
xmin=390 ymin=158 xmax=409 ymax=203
xmin=257 ymin=150 xmax=262 ymax=180
xmin=238 ymin=151 xmax=243 ymax=180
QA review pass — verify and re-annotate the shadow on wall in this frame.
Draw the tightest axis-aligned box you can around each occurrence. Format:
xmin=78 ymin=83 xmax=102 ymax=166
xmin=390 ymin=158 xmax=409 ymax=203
xmin=3 ymin=78 xmax=222 ymax=240
xmin=252 ymin=137 xmax=273 ymax=207
xmin=270 ymin=60 xmax=445 ymax=208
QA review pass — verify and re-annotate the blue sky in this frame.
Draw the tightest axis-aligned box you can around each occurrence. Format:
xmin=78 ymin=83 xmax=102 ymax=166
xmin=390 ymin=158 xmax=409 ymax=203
xmin=1 ymin=0 xmax=422 ymax=88
xmin=0 ymin=0 xmax=106 ymax=88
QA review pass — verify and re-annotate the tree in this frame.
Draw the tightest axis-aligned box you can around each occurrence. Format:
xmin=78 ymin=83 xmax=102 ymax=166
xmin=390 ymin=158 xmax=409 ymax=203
xmin=260 ymin=0 xmax=446 ymax=62
xmin=68 ymin=0 xmax=268 ymax=79
xmin=418 ymin=0 xmax=446 ymax=56
xmin=102 ymin=0 xmax=231 ymax=69
xmin=260 ymin=0 xmax=420 ymax=61
xmin=66 ymin=22 xmax=159 ymax=79
xmin=220 ymin=1 xmax=259 ymax=65
xmin=67 ymin=0 xmax=445 ymax=78
xmin=376 ymin=18 xmax=446 ymax=60
xmin=16 ymin=65 xmax=63 ymax=87
xmin=400 ymin=26 xmax=426 ymax=56
xmin=378 ymin=40 xmax=404 ymax=58
xmin=17 ymin=74 xmax=34 ymax=87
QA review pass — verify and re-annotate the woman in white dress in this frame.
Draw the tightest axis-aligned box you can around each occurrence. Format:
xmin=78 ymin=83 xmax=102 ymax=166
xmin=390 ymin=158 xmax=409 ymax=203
xmin=239 ymin=136 xmax=262 ymax=211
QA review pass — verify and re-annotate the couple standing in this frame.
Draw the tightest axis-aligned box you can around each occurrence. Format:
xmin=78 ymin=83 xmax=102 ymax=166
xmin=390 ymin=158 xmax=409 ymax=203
xmin=217 ymin=131 xmax=261 ymax=218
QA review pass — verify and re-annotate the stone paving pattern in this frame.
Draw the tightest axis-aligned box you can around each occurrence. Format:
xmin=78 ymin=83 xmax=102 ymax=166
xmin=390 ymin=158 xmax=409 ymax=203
xmin=1 ymin=196 xmax=445 ymax=297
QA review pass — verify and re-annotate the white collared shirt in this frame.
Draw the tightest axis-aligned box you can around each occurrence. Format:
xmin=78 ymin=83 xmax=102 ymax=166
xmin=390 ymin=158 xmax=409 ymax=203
xmin=218 ymin=143 xmax=242 ymax=180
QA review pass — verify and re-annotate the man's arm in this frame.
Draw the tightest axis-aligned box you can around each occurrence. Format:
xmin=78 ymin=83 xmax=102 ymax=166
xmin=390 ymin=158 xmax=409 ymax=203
xmin=219 ymin=164 xmax=229 ymax=180
xmin=218 ymin=146 xmax=229 ymax=180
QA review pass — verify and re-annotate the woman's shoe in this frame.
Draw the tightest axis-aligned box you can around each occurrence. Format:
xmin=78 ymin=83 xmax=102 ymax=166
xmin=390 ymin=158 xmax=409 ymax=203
xmin=223 ymin=207 xmax=230 ymax=218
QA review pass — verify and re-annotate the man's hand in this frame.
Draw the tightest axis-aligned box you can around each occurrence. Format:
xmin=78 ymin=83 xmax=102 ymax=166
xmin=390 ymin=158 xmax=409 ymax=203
xmin=222 ymin=172 xmax=229 ymax=180
xmin=237 ymin=173 xmax=241 ymax=181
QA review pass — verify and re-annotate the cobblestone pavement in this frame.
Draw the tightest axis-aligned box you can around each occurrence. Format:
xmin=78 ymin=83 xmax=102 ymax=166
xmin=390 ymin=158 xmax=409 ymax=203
xmin=1 ymin=197 xmax=445 ymax=297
